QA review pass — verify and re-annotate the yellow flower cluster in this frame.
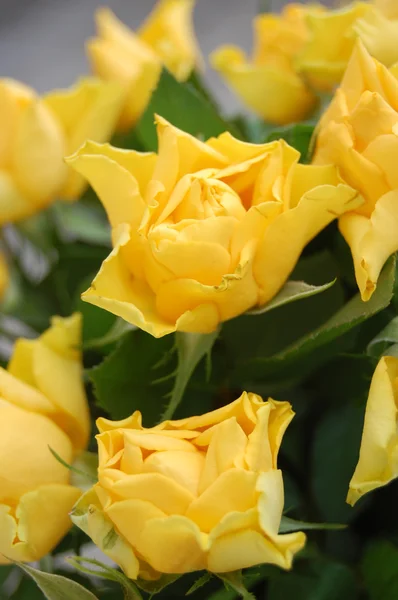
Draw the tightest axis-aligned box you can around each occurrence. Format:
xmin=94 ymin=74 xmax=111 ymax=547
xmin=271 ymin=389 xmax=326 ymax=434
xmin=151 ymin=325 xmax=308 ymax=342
xmin=212 ymin=0 xmax=398 ymax=124
xmin=3 ymin=0 xmax=398 ymax=583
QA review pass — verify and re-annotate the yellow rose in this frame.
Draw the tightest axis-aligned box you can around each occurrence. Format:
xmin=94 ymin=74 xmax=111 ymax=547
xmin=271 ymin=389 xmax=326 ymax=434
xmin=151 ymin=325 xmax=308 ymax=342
xmin=0 ymin=313 xmax=90 ymax=563
xmin=347 ymin=356 xmax=398 ymax=506
xmin=211 ymin=5 xmax=317 ymax=125
xmin=296 ymin=2 xmax=371 ymax=91
xmin=87 ymin=0 xmax=202 ymax=131
xmin=67 ymin=117 xmax=362 ymax=337
xmin=313 ymin=41 xmax=398 ymax=301
xmin=0 ymin=77 xmax=123 ymax=225
xmin=0 ymin=253 xmax=9 ymax=300
xmin=71 ymin=392 xmax=305 ymax=578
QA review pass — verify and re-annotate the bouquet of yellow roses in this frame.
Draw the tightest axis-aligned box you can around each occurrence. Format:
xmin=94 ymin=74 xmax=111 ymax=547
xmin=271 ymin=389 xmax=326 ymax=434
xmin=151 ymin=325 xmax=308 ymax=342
xmin=2 ymin=0 xmax=398 ymax=598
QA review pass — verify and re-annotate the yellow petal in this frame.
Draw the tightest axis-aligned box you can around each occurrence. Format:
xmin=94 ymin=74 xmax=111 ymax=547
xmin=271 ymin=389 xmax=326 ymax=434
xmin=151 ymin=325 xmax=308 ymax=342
xmin=97 ymin=411 xmax=143 ymax=434
xmin=66 ymin=141 xmax=155 ymax=279
xmin=256 ymin=470 xmax=285 ymax=535
xmin=71 ymin=487 xmax=140 ymax=579
xmin=253 ymin=183 xmax=363 ymax=305
xmin=0 ymin=78 xmax=34 ymax=168
xmin=186 ymin=469 xmax=258 ymax=533
xmin=211 ymin=46 xmax=316 ymax=125
xmin=16 ymin=484 xmax=80 ymax=559
xmin=106 ymin=498 xmax=167 ymax=549
xmin=208 ymin=507 xmax=258 ymax=542
xmin=355 ymin=8 xmax=398 ymax=67
xmin=105 ymin=473 xmax=194 ymax=515
xmin=198 ymin=418 xmax=247 ymax=493
xmin=208 ymin=527 xmax=305 ymax=572
xmin=296 ymin=3 xmax=371 ymax=91
xmin=267 ymin=400 xmax=296 ymax=466
xmin=0 ymin=366 xmax=54 ymax=414
xmin=339 ymin=190 xmax=398 ymax=301
xmin=155 ymin=240 xmax=259 ymax=328
xmin=289 ymin=163 xmax=341 ymax=209
xmin=0 ymin=170 xmax=40 ymax=226
xmin=148 ymin=116 xmax=227 ymax=221
xmin=137 ymin=515 xmax=207 ymax=573
xmin=150 ymin=237 xmax=232 ymax=286
xmin=0 ymin=484 xmax=80 ymax=563
xmin=348 ymin=356 xmax=398 ymax=505
xmin=159 ymin=391 xmax=265 ymax=436
xmin=82 ymin=224 xmax=177 ymax=338
xmin=362 ymin=132 xmax=398 ymax=190
xmin=44 ymin=78 xmax=124 ymax=199
xmin=12 ymin=99 xmax=67 ymax=207
xmin=374 ymin=0 xmax=398 ymax=18
xmin=123 ymin=429 xmax=197 ymax=453
xmin=9 ymin=314 xmax=90 ymax=453
xmin=245 ymin=401 xmax=294 ymax=472
xmin=138 ymin=0 xmax=202 ymax=80
xmin=142 ymin=450 xmax=205 ymax=496
xmin=314 ymin=120 xmax=389 ymax=216
xmin=0 ymin=403 xmax=73 ymax=502
xmin=335 ymin=40 xmax=398 ymax=112
xmin=252 ymin=7 xmax=309 ymax=65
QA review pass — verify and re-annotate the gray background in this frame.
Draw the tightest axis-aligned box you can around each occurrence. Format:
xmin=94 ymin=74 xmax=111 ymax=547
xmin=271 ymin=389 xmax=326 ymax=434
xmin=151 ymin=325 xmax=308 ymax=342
xmin=0 ymin=0 xmax=328 ymax=113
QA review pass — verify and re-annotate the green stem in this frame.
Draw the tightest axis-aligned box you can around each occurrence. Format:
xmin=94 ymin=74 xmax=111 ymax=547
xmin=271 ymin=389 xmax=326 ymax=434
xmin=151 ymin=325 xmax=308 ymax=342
xmin=39 ymin=555 xmax=53 ymax=574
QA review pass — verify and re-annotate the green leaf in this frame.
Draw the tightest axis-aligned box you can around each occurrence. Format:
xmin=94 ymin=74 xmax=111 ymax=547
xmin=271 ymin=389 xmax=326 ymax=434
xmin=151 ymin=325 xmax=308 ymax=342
xmin=52 ymin=201 xmax=111 ymax=247
xmin=268 ymin=560 xmax=357 ymax=600
xmin=383 ymin=342 xmax=398 ymax=357
xmin=248 ymin=279 xmax=336 ymax=316
xmin=10 ymin=577 xmax=45 ymax=600
xmin=0 ymin=565 xmax=12 ymax=587
xmin=186 ymin=572 xmax=213 ymax=595
xmin=217 ymin=572 xmax=256 ymax=600
xmin=362 ymin=541 xmax=398 ymax=600
xmin=266 ymin=123 xmax=315 ymax=162
xmin=161 ymin=329 xmax=220 ymax=420
xmin=134 ymin=69 xmax=240 ymax=151
xmin=14 ymin=563 xmax=99 ymax=600
xmin=224 ymin=251 xmax=344 ymax=386
xmin=367 ymin=316 xmax=398 ymax=357
xmin=237 ymin=255 xmax=395 ymax=384
xmin=89 ymin=329 xmax=176 ymax=424
xmin=68 ymin=557 xmax=142 ymax=600
xmin=311 ymin=401 xmax=367 ymax=523
xmin=186 ymin=70 xmax=221 ymax=110
xmin=279 ymin=516 xmax=345 ymax=534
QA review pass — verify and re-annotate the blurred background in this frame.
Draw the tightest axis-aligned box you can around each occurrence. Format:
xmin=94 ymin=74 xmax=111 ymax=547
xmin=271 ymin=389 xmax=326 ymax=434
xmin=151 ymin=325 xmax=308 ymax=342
xmin=0 ymin=0 xmax=332 ymax=113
